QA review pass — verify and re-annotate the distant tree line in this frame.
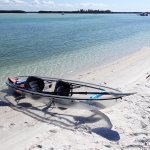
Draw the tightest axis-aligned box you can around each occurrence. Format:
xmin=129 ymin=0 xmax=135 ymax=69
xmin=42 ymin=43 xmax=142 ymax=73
xmin=0 ymin=9 xmax=112 ymax=14
xmin=38 ymin=9 xmax=112 ymax=14
xmin=0 ymin=10 xmax=26 ymax=13
xmin=0 ymin=10 xmax=149 ymax=14
xmin=79 ymin=9 xmax=111 ymax=13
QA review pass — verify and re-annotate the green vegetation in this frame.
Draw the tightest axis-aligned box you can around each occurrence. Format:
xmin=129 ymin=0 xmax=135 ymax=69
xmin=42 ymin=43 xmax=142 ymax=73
xmin=0 ymin=10 xmax=148 ymax=14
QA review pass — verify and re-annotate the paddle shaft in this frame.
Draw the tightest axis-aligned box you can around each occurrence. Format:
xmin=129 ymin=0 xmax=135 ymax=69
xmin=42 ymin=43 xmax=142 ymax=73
xmin=48 ymin=91 xmax=110 ymax=95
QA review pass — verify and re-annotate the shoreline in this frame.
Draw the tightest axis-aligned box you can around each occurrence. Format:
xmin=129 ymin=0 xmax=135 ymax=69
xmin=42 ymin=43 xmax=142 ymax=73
xmin=71 ymin=47 xmax=150 ymax=89
xmin=0 ymin=10 xmax=143 ymax=14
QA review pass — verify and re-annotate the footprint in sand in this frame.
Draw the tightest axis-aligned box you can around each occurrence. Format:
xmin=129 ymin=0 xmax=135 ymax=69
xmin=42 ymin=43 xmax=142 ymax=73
xmin=9 ymin=123 xmax=15 ymax=128
xmin=124 ymin=145 xmax=144 ymax=150
xmin=0 ymin=125 xmax=4 ymax=129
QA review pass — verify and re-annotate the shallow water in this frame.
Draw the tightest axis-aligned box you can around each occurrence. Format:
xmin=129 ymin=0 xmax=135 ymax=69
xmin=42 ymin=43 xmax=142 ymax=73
xmin=0 ymin=13 xmax=150 ymax=87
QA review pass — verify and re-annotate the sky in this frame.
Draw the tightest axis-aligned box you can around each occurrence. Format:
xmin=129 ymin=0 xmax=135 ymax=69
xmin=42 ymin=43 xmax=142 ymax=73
xmin=0 ymin=0 xmax=149 ymax=12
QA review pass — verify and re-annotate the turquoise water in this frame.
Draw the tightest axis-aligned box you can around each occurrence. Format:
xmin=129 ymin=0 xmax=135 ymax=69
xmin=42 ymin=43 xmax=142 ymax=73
xmin=0 ymin=14 xmax=150 ymax=87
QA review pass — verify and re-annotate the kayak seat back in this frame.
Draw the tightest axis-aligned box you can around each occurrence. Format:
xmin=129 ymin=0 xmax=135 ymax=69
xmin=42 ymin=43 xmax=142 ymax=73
xmin=54 ymin=80 xmax=71 ymax=96
xmin=25 ymin=76 xmax=45 ymax=92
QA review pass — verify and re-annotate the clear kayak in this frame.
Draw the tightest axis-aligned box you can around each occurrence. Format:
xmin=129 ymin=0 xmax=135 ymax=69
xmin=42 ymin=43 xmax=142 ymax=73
xmin=6 ymin=76 xmax=134 ymax=110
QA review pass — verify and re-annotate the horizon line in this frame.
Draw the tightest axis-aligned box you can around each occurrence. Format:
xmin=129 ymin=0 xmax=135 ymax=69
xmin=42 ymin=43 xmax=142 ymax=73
xmin=0 ymin=10 xmax=149 ymax=13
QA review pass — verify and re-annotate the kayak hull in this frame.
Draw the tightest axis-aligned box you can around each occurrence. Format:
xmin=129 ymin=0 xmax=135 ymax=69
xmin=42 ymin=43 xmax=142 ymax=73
xmin=6 ymin=76 xmax=134 ymax=110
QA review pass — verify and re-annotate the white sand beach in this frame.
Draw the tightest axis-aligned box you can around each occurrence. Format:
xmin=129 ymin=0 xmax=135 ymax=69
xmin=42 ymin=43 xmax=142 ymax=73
xmin=0 ymin=48 xmax=150 ymax=150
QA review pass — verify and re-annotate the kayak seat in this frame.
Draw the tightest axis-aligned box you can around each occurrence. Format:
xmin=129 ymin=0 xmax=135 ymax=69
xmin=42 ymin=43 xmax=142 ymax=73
xmin=54 ymin=80 xmax=71 ymax=96
xmin=25 ymin=76 xmax=45 ymax=92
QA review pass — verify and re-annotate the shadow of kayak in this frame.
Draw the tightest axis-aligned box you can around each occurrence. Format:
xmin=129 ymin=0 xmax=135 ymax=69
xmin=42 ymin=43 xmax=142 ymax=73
xmin=92 ymin=128 xmax=120 ymax=141
xmin=0 ymin=88 xmax=119 ymax=140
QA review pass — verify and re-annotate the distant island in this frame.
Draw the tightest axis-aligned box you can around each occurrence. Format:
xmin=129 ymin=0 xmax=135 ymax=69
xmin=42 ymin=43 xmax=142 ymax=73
xmin=0 ymin=10 xmax=149 ymax=14
xmin=0 ymin=10 xmax=26 ymax=13
xmin=38 ymin=10 xmax=112 ymax=14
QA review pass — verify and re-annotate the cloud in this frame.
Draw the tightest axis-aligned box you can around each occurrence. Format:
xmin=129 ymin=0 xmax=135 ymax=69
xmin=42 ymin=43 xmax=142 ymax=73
xmin=12 ymin=0 xmax=26 ymax=4
xmin=0 ymin=0 xmax=54 ymax=5
xmin=0 ymin=0 xmax=11 ymax=4
xmin=30 ymin=0 xmax=54 ymax=5
xmin=56 ymin=2 xmax=108 ymax=10
xmin=57 ymin=2 xmax=107 ymax=9
xmin=80 ymin=2 xmax=107 ymax=8
xmin=0 ymin=0 xmax=108 ymax=11
xmin=41 ymin=0 xmax=54 ymax=5
xmin=55 ymin=2 xmax=107 ymax=9
xmin=0 ymin=0 xmax=28 ymax=5
xmin=31 ymin=0 xmax=40 ymax=5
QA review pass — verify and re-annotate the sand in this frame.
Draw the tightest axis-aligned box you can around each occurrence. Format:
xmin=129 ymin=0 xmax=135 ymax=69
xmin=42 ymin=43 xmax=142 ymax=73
xmin=0 ymin=48 xmax=150 ymax=150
